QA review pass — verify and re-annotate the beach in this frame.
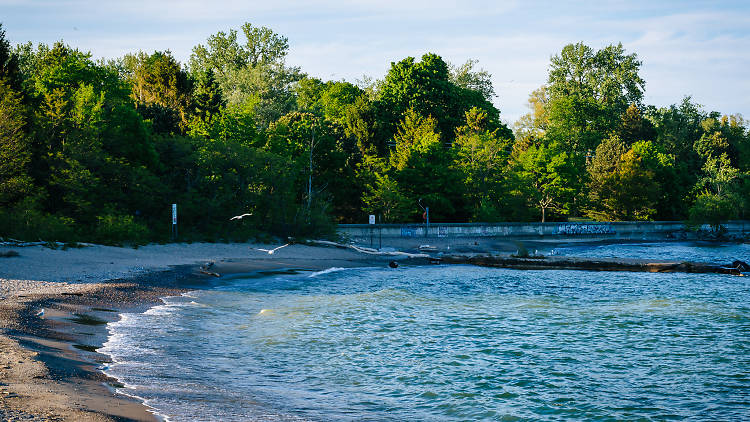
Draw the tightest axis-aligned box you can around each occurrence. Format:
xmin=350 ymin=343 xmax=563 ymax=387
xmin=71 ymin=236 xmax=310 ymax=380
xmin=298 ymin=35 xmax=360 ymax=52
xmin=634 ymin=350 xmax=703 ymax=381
xmin=2 ymin=238 xmax=747 ymax=420
xmin=0 ymin=242 xmax=418 ymax=421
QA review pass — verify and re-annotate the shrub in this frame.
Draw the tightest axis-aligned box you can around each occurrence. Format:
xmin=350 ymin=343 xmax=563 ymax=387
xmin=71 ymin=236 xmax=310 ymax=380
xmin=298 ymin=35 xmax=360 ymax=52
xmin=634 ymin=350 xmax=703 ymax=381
xmin=93 ymin=214 xmax=150 ymax=245
xmin=687 ymin=192 xmax=737 ymax=232
xmin=0 ymin=204 xmax=77 ymax=241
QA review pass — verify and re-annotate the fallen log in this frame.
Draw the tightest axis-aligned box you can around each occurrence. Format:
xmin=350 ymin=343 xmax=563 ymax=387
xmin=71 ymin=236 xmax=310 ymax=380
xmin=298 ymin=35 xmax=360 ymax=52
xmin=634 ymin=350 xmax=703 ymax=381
xmin=307 ymin=239 xmax=430 ymax=259
xmin=440 ymin=254 xmax=746 ymax=276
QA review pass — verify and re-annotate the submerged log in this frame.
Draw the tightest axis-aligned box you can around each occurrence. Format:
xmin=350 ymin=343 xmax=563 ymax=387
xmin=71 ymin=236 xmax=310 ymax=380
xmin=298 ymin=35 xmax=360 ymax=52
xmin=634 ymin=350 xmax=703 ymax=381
xmin=439 ymin=254 xmax=745 ymax=276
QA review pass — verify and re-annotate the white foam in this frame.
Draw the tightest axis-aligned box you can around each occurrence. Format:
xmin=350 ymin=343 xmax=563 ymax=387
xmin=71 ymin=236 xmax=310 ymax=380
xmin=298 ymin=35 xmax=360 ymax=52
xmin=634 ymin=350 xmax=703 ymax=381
xmin=307 ymin=267 xmax=347 ymax=278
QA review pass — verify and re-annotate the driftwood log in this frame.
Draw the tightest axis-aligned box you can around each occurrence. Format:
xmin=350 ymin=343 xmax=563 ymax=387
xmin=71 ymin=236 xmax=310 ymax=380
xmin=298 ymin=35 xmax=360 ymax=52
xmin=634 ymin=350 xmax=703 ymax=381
xmin=439 ymin=255 xmax=748 ymax=276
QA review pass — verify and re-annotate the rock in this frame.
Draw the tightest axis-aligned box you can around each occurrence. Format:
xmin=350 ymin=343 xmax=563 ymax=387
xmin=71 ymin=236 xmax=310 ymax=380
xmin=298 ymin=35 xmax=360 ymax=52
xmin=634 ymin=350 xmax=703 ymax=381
xmin=732 ymin=260 xmax=750 ymax=272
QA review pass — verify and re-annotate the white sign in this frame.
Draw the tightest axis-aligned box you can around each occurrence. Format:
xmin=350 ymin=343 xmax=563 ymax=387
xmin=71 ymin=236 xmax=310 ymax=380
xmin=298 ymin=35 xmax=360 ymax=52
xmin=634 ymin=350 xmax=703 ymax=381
xmin=369 ymin=214 xmax=375 ymax=225
xmin=172 ymin=204 xmax=177 ymax=225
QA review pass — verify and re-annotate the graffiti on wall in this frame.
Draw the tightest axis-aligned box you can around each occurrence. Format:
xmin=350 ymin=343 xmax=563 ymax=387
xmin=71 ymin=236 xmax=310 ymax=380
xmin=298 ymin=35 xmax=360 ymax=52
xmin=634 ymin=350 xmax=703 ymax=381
xmin=556 ymin=223 xmax=614 ymax=235
xmin=401 ymin=227 xmax=417 ymax=238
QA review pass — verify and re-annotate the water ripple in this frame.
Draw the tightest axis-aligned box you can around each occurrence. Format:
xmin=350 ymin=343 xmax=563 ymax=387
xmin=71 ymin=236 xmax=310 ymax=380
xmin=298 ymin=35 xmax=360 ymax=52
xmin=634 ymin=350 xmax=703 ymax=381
xmin=102 ymin=243 xmax=750 ymax=421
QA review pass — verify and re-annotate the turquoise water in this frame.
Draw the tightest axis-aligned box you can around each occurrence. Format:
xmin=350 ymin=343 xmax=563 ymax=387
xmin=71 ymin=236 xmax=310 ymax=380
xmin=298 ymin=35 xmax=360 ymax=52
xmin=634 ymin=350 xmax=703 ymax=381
xmin=101 ymin=243 xmax=750 ymax=421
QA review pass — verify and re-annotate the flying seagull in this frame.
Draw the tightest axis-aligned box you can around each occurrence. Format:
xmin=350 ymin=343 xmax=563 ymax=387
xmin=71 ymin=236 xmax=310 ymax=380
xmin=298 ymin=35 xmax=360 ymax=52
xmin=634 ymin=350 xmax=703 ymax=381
xmin=230 ymin=213 xmax=253 ymax=221
xmin=256 ymin=243 xmax=290 ymax=254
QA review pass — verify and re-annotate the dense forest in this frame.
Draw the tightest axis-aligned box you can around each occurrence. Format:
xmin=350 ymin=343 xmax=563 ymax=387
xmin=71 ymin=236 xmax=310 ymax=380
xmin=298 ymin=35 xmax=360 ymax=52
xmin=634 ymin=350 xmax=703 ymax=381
xmin=0 ymin=22 xmax=748 ymax=243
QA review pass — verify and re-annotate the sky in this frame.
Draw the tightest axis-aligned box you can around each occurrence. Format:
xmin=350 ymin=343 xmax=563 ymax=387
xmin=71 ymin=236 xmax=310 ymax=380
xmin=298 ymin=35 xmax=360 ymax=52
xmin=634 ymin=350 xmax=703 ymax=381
xmin=2 ymin=0 xmax=749 ymax=125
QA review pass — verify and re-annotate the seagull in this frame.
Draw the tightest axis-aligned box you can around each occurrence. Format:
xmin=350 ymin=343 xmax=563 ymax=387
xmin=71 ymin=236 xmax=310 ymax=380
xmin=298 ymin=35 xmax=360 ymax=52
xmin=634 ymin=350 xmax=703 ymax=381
xmin=256 ymin=244 xmax=290 ymax=255
xmin=230 ymin=213 xmax=253 ymax=221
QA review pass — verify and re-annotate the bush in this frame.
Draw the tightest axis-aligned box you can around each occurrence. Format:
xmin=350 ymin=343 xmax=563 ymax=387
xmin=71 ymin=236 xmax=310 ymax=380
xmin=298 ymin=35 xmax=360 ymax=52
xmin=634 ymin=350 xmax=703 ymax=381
xmin=0 ymin=204 xmax=78 ymax=241
xmin=687 ymin=192 xmax=738 ymax=232
xmin=93 ymin=214 xmax=150 ymax=245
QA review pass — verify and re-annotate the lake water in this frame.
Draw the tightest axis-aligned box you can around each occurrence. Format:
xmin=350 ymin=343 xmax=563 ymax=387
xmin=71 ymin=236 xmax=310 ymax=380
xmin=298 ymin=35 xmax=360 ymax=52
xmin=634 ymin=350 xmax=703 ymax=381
xmin=100 ymin=242 xmax=750 ymax=421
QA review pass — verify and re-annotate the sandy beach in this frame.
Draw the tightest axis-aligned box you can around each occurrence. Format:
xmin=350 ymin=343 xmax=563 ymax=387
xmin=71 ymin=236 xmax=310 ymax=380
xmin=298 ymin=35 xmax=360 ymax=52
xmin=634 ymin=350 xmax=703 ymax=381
xmin=0 ymin=241 xmax=425 ymax=421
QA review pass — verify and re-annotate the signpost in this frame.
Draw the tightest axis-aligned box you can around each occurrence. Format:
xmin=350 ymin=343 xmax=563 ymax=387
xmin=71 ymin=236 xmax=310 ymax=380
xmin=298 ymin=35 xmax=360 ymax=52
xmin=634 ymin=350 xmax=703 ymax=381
xmin=369 ymin=214 xmax=375 ymax=248
xmin=171 ymin=204 xmax=177 ymax=240
xmin=425 ymin=206 xmax=429 ymax=238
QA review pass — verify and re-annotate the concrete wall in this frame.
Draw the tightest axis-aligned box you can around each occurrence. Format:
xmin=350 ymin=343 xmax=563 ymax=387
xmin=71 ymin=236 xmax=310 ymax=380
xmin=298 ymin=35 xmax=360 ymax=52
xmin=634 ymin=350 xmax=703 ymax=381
xmin=338 ymin=221 xmax=750 ymax=241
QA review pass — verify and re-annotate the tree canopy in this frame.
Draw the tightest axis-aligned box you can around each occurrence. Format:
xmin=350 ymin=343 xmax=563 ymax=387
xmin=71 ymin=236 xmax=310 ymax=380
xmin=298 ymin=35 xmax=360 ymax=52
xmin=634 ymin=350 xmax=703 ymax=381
xmin=0 ymin=27 xmax=748 ymax=244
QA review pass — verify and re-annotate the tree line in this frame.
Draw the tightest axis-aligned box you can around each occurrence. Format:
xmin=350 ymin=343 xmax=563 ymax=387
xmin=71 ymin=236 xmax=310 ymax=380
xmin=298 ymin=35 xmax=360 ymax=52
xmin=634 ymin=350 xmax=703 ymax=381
xmin=0 ymin=22 xmax=748 ymax=243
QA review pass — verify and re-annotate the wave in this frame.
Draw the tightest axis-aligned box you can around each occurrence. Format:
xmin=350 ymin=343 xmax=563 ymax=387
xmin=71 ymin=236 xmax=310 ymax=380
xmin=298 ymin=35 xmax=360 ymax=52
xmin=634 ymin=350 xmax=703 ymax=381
xmin=97 ymin=292 xmax=202 ymax=422
xmin=307 ymin=267 xmax=348 ymax=278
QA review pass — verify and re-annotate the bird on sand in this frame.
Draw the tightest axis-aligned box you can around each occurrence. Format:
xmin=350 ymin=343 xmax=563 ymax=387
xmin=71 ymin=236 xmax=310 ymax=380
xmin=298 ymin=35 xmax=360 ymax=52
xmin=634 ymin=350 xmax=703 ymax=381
xmin=256 ymin=244 xmax=290 ymax=254
xmin=230 ymin=213 xmax=253 ymax=221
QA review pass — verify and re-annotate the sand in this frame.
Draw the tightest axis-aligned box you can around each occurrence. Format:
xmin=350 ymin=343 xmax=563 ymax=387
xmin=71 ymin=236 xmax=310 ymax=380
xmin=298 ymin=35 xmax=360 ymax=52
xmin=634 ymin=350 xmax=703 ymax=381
xmin=0 ymin=242 xmax=418 ymax=421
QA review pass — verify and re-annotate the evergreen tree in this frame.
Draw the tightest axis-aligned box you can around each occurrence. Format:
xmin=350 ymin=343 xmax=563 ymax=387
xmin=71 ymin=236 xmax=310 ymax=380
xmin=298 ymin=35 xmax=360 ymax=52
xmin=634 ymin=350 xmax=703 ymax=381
xmin=0 ymin=79 xmax=33 ymax=205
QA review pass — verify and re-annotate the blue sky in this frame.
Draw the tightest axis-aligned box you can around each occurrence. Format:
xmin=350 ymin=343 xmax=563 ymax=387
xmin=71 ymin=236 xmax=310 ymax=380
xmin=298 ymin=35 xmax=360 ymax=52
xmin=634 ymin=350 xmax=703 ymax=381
xmin=2 ymin=0 xmax=749 ymax=124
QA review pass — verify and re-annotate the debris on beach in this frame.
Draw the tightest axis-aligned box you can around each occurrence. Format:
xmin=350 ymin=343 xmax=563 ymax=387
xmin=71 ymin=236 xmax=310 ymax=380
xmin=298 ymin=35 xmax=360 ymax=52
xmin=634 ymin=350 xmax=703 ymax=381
xmin=308 ymin=239 xmax=430 ymax=259
xmin=200 ymin=262 xmax=220 ymax=277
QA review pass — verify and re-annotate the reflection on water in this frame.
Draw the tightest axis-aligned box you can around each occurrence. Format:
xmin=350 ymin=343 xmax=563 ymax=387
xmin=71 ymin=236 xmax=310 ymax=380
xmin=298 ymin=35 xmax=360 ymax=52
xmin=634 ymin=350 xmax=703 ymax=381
xmin=101 ymin=242 xmax=750 ymax=421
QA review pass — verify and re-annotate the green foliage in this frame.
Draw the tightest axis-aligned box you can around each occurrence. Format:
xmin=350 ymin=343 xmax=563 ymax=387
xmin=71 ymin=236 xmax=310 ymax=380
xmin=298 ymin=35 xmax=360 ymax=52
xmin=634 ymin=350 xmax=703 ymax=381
xmin=546 ymin=42 xmax=644 ymax=153
xmin=696 ymin=154 xmax=740 ymax=197
xmin=449 ymin=59 xmax=495 ymax=101
xmin=0 ymin=79 xmax=33 ymax=205
xmin=0 ymin=23 xmax=21 ymax=91
xmin=191 ymin=69 xmax=224 ymax=124
xmin=375 ymin=53 xmax=509 ymax=146
xmin=221 ymin=63 xmax=302 ymax=128
xmin=240 ymin=23 xmax=290 ymax=67
xmin=688 ymin=192 xmax=738 ymax=231
xmin=343 ymin=94 xmax=379 ymax=155
xmin=189 ymin=22 xmax=289 ymax=75
xmin=513 ymin=86 xmax=549 ymax=148
xmin=387 ymin=110 xmax=466 ymax=221
xmin=190 ymin=22 xmax=302 ymax=129
xmin=586 ymin=139 xmax=674 ymax=221
xmin=0 ymin=200 xmax=78 ymax=241
xmin=362 ymin=173 xmax=412 ymax=223
xmin=453 ymin=108 xmax=513 ymax=221
xmin=620 ymin=104 xmax=656 ymax=146
xmin=122 ymin=50 xmax=192 ymax=133
xmin=93 ymin=214 xmax=150 ymax=245
xmin=512 ymin=143 xmax=578 ymax=222
xmin=4 ymin=22 xmax=750 ymax=246
xmin=295 ymin=77 xmax=362 ymax=124
xmin=265 ymin=111 xmax=357 ymax=222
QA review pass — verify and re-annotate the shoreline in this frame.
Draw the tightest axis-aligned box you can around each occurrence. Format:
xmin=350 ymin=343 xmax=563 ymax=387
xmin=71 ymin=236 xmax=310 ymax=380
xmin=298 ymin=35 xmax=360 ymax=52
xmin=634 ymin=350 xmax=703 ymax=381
xmin=0 ymin=267 xmax=203 ymax=421
xmin=1 ymin=238 xmax=745 ymax=420
xmin=0 ymin=242 xmax=416 ymax=421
